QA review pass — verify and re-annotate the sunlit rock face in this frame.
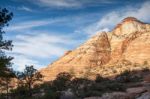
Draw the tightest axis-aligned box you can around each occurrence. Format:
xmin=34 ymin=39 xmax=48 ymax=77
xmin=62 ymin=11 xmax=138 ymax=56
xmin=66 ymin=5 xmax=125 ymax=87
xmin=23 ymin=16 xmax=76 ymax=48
xmin=40 ymin=17 xmax=150 ymax=81
xmin=40 ymin=32 xmax=111 ymax=81
xmin=110 ymin=17 xmax=150 ymax=64
xmin=113 ymin=17 xmax=150 ymax=36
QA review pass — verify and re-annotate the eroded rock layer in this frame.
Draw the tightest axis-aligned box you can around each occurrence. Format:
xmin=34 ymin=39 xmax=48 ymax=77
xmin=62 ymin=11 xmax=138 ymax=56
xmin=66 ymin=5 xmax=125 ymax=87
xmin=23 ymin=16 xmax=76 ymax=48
xmin=40 ymin=17 xmax=150 ymax=81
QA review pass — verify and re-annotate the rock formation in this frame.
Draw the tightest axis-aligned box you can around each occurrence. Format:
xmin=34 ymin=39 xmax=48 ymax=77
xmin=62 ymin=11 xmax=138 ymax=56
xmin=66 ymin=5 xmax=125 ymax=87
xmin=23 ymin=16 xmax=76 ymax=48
xmin=40 ymin=17 xmax=150 ymax=81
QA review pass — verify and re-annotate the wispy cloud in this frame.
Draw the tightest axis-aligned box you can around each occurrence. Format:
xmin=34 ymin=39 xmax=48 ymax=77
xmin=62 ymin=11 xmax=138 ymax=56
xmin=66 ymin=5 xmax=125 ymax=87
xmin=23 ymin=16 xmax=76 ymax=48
xmin=13 ymin=33 xmax=70 ymax=58
xmin=18 ymin=6 xmax=33 ymax=12
xmin=31 ymin=0 xmax=81 ymax=8
xmin=82 ymin=1 xmax=150 ymax=35
xmin=11 ymin=55 xmax=42 ymax=71
xmin=30 ymin=0 xmax=115 ymax=8
xmin=5 ymin=14 xmax=91 ymax=71
xmin=8 ymin=32 xmax=81 ymax=71
xmin=5 ymin=18 xmax=64 ymax=31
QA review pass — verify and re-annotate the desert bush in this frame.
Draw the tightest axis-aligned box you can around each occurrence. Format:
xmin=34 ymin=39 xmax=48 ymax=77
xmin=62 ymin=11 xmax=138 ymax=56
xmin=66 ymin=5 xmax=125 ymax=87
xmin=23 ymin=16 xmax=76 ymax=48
xmin=142 ymin=67 xmax=150 ymax=72
xmin=115 ymin=70 xmax=142 ymax=83
xmin=143 ymin=61 xmax=149 ymax=66
xmin=70 ymin=78 xmax=93 ymax=98
xmin=70 ymin=75 xmax=125 ymax=98
xmin=52 ymin=72 xmax=72 ymax=91
xmin=92 ymin=80 xmax=125 ymax=92
xmin=95 ymin=74 xmax=109 ymax=83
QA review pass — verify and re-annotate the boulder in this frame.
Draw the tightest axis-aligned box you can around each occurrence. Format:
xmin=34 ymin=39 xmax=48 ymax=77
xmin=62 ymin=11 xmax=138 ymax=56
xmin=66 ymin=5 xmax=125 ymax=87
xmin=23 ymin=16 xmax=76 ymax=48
xmin=126 ymin=87 xmax=146 ymax=94
xmin=84 ymin=97 xmax=101 ymax=99
xmin=100 ymin=92 xmax=130 ymax=99
xmin=136 ymin=92 xmax=150 ymax=99
xmin=144 ymin=75 xmax=150 ymax=83
xmin=143 ymin=83 xmax=150 ymax=92
xmin=60 ymin=89 xmax=76 ymax=99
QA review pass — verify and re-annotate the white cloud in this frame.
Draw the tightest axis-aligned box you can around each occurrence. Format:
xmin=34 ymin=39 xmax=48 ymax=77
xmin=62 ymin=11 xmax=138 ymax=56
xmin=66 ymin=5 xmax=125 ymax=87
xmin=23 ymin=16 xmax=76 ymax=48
xmin=8 ymin=32 xmax=80 ymax=71
xmin=32 ymin=0 xmax=81 ymax=8
xmin=5 ymin=18 xmax=63 ymax=31
xmin=18 ymin=6 xmax=33 ymax=12
xmin=5 ymin=15 xmax=87 ymax=71
xmin=83 ymin=1 xmax=150 ymax=35
xmin=12 ymin=55 xmax=42 ymax=71
xmin=30 ymin=0 xmax=114 ymax=8
xmin=13 ymin=33 xmax=78 ymax=58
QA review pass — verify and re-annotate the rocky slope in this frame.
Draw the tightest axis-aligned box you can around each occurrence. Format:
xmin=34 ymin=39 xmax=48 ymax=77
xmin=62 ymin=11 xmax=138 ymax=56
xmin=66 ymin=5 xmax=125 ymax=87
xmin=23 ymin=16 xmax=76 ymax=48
xmin=109 ymin=17 xmax=150 ymax=64
xmin=83 ymin=75 xmax=150 ymax=99
xmin=40 ymin=17 xmax=150 ymax=81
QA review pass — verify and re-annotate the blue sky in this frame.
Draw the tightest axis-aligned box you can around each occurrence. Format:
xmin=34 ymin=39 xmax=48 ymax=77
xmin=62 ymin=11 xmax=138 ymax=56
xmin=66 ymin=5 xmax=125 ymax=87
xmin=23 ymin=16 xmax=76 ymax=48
xmin=0 ymin=0 xmax=150 ymax=71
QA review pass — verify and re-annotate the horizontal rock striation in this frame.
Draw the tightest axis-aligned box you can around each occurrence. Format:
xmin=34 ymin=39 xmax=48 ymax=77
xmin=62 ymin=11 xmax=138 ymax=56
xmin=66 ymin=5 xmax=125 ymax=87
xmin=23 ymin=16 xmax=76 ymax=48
xmin=40 ymin=17 xmax=150 ymax=81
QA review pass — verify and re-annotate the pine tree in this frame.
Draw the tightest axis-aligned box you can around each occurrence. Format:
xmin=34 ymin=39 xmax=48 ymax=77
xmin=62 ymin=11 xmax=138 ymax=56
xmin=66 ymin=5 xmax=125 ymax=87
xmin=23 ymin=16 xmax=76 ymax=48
xmin=19 ymin=65 xmax=43 ymax=96
xmin=0 ymin=8 xmax=14 ymax=98
xmin=0 ymin=8 xmax=13 ymax=77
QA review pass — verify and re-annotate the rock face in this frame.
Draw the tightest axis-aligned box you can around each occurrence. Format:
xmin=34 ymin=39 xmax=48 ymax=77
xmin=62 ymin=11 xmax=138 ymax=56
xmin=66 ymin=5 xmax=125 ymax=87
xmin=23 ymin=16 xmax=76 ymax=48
xmin=40 ymin=17 xmax=150 ymax=81
xmin=109 ymin=17 xmax=150 ymax=64
xmin=40 ymin=32 xmax=111 ymax=81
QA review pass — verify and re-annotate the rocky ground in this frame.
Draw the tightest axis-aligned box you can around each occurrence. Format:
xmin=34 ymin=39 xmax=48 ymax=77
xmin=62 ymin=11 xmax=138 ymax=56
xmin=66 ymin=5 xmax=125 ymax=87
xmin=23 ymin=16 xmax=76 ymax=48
xmin=83 ymin=82 xmax=150 ymax=99
xmin=60 ymin=77 xmax=150 ymax=99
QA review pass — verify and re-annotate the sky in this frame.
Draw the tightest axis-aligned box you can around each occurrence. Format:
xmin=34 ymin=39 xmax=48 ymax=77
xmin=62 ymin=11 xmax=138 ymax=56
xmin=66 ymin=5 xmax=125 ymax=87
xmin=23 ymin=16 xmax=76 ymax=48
xmin=0 ymin=0 xmax=150 ymax=71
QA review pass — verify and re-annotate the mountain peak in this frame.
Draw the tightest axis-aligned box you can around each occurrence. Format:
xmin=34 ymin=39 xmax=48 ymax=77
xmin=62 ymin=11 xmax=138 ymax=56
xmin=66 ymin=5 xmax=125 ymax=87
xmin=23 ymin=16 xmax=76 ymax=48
xmin=122 ymin=17 xmax=140 ymax=23
xmin=40 ymin=17 xmax=150 ymax=81
xmin=113 ymin=17 xmax=149 ymax=36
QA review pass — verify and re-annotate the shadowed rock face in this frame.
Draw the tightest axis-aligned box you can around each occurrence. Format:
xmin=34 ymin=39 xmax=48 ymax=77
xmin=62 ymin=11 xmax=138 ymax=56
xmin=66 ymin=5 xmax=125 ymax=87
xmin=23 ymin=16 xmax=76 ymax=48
xmin=40 ymin=17 xmax=150 ymax=81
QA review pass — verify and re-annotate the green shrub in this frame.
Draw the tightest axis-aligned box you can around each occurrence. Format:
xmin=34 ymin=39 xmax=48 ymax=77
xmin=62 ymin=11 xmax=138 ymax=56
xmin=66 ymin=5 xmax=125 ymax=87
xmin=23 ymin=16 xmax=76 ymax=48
xmin=52 ymin=72 xmax=72 ymax=91
xmin=115 ymin=70 xmax=142 ymax=83
xmin=95 ymin=74 xmax=109 ymax=83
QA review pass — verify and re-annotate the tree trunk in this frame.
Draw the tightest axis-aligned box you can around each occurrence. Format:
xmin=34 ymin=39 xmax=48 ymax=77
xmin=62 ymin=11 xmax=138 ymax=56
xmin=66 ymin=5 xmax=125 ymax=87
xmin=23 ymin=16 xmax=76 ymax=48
xmin=6 ymin=79 xmax=9 ymax=99
xmin=28 ymin=82 xmax=32 ymax=97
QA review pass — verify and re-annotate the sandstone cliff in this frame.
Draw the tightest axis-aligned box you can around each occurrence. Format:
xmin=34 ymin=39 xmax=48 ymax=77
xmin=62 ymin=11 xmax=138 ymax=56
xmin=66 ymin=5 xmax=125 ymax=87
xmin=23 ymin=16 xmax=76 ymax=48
xmin=40 ymin=17 xmax=150 ymax=81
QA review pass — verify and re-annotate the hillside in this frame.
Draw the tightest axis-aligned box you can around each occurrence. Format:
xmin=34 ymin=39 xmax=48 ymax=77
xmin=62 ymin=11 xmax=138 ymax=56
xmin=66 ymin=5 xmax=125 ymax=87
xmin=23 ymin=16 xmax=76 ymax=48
xmin=40 ymin=17 xmax=150 ymax=81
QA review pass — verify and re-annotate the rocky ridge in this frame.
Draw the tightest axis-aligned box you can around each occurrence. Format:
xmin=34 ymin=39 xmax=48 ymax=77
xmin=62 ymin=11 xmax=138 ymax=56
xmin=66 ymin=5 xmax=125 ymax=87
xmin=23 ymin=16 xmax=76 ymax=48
xmin=40 ymin=17 xmax=150 ymax=81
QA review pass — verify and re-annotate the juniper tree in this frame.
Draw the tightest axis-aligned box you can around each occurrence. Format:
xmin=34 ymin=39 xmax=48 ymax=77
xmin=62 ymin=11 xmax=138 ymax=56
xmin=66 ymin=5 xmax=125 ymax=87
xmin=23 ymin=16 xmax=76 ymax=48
xmin=0 ymin=8 xmax=14 ymax=99
xmin=19 ymin=65 xmax=43 ymax=96
xmin=0 ymin=8 xmax=13 ymax=77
